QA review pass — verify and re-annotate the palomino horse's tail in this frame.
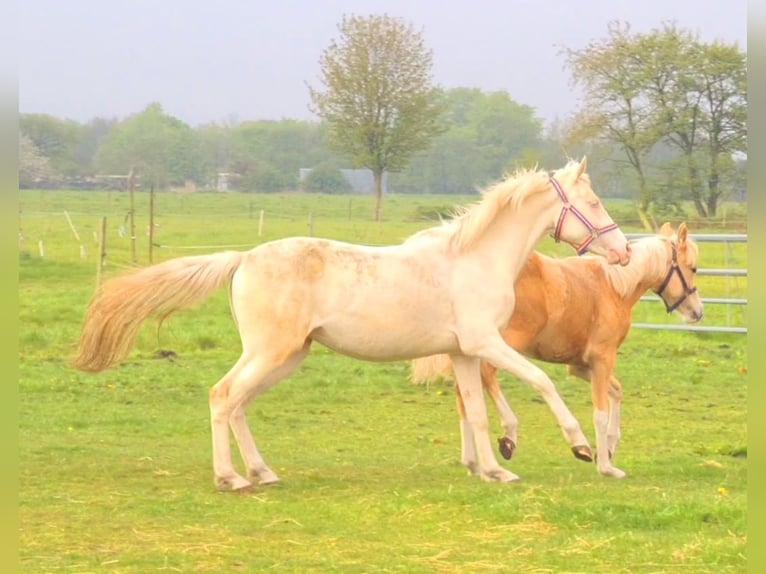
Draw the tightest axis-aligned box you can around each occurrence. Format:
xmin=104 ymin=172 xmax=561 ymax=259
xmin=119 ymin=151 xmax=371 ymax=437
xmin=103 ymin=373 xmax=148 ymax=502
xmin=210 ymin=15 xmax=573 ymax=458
xmin=71 ymin=250 xmax=245 ymax=373
xmin=410 ymin=354 xmax=456 ymax=385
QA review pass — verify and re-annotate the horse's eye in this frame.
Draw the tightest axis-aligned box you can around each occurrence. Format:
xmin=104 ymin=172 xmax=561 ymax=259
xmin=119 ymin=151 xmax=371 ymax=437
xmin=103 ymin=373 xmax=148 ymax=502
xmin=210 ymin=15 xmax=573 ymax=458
xmin=691 ymin=267 xmax=698 ymax=273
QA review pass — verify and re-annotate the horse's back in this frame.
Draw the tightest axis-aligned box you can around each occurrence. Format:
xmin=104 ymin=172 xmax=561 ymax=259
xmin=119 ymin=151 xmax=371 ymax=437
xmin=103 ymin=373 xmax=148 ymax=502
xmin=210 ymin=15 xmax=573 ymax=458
xmin=232 ymin=236 xmax=460 ymax=361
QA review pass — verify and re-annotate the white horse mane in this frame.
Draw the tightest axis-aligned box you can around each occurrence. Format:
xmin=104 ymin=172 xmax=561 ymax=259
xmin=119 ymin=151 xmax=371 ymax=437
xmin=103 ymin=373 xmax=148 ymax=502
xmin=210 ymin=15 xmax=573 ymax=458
xmin=407 ymin=160 xmax=586 ymax=253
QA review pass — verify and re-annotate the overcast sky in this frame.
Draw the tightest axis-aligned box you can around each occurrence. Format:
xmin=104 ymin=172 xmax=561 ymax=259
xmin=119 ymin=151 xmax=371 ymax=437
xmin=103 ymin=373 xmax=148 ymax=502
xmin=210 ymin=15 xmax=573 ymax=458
xmin=19 ymin=0 xmax=747 ymax=128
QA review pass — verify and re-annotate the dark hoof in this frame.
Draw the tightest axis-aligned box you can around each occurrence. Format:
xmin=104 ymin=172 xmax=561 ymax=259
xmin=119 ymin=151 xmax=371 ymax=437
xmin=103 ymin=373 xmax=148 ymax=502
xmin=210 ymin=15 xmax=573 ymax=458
xmin=571 ymin=445 xmax=593 ymax=462
xmin=498 ymin=436 xmax=516 ymax=460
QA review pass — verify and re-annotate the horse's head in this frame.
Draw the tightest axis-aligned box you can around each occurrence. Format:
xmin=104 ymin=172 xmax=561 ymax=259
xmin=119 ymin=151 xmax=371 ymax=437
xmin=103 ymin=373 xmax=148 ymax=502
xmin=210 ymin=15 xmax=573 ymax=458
xmin=655 ymin=222 xmax=704 ymax=323
xmin=550 ymin=157 xmax=631 ymax=266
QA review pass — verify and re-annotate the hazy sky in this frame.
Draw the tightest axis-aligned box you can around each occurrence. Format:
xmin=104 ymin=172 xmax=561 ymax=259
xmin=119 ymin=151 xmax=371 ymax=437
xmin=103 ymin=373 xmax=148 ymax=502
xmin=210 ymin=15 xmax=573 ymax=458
xmin=19 ymin=0 xmax=747 ymax=127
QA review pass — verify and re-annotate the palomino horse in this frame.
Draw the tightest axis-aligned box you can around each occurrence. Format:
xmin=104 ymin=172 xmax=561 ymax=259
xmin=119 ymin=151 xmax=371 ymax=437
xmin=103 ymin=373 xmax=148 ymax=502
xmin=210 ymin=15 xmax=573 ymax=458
xmin=72 ymin=158 xmax=631 ymax=491
xmin=411 ymin=223 xmax=702 ymax=478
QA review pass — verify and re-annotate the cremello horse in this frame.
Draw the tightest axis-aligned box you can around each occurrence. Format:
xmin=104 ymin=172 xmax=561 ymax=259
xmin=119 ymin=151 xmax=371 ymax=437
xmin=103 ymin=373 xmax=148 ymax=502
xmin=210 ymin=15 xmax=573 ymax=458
xmin=412 ymin=223 xmax=702 ymax=478
xmin=72 ymin=158 xmax=631 ymax=490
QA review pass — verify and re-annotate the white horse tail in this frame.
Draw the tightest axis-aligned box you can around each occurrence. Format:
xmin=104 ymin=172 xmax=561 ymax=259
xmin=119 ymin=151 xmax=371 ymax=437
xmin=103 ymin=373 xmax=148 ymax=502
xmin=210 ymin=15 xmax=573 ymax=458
xmin=72 ymin=250 xmax=245 ymax=373
xmin=410 ymin=354 xmax=456 ymax=385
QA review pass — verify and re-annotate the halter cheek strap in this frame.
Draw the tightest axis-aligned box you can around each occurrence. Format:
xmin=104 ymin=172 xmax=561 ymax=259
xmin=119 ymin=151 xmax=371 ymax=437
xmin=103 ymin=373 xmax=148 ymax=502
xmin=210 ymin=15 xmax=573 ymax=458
xmin=550 ymin=177 xmax=620 ymax=255
xmin=655 ymin=243 xmax=697 ymax=313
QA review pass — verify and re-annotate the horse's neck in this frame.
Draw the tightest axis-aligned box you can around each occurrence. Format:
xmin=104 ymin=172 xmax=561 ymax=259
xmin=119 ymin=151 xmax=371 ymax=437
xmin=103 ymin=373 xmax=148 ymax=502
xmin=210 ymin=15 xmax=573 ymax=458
xmin=617 ymin=240 xmax=670 ymax=305
xmin=472 ymin=198 xmax=557 ymax=278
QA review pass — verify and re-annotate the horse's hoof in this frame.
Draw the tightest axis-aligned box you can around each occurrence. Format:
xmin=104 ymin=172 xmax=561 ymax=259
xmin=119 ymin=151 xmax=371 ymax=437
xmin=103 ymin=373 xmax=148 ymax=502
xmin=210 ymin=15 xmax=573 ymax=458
xmin=571 ymin=445 xmax=593 ymax=462
xmin=249 ymin=469 xmax=280 ymax=486
xmin=598 ymin=466 xmax=627 ymax=479
xmin=480 ymin=468 xmax=520 ymax=483
xmin=498 ymin=436 xmax=516 ymax=460
xmin=216 ymin=476 xmax=254 ymax=492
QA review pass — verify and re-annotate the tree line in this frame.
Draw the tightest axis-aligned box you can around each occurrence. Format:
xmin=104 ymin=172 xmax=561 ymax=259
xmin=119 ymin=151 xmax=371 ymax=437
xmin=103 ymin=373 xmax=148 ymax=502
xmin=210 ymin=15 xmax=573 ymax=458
xmin=19 ymin=16 xmax=745 ymax=225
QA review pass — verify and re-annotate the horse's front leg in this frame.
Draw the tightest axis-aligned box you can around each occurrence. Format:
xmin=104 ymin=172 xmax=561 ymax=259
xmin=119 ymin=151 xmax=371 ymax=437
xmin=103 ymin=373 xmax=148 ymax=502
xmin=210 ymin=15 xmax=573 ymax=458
xmin=481 ymin=361 xmax=519 ymax=460
xmin=589 ymin=361 xmax=626 ymax=478
xmin=607 ymin=375 xmax=624 ymax=458
xmin=451 ymin=354 xmax=519 ymax=482
xmin=464 ymin=335 xmax=592 ymax=462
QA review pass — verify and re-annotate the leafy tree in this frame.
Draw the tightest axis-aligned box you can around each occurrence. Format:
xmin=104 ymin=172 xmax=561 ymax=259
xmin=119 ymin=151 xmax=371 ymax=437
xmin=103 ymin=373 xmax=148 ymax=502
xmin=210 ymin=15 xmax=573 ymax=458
xmin=18 ymin=132 xmax=51 ymax=188
xmin=564 ymin=21 xmax=747 ymax=226
xmin=563 ymin=22 xmax=663 ymax=229
xmin=237 ymin=161 xmax=295 ymax=193
xmin=20 ymin=114 xmax=83 ymax=177
xmin=95 ymin=103 xmax=201 ymax=187
xmin=309 ymin=13 xmax=446 ymax=220
xmin=690 ymin=41 xmax=747 ymax=215
xmin=228 ymin=120 xmax=340 ymax=190
xmin=301 ymin=163 xmax=353 ymax=194
xmin=389 ymin=88 xmax=544 ymax=194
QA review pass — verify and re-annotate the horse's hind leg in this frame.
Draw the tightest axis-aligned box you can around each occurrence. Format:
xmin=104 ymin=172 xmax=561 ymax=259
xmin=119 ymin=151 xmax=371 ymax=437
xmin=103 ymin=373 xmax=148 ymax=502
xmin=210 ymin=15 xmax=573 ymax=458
xmin=454 ymin=383 xmax=478 ymax=475
xmin=451 ymin=354 xmax=519 ymax=482
xmin=229 ymin=341 xmax=312 ymax=485
xmin=209 ymin=342 xmax=310 ymax=491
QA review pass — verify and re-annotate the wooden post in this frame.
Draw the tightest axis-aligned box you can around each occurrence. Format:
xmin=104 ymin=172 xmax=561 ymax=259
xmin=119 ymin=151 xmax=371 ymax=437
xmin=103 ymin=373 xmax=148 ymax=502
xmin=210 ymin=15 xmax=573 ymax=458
xmin=96 ymin=216 xmax=107 ymax=288
xmin=258 ymin=209 xmax=264 ymax=237
xmin=38 ymin=240 xmax=44 ymax=258
xmin=308 ymin=211 xmax=314 ymax=237
xmin=148 ymin=183 xmax=155 ymax=263
xmin=128 ymin=167 xmax=137 ymax=263
xmin=64 ymin=210 xmax=86 ymax=258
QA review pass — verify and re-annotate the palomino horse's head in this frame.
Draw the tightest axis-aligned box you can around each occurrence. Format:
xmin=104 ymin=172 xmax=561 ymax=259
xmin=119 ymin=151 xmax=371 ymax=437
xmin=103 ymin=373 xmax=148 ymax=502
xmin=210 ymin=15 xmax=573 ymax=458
xmin=655 ymin=222 xmax=704 ymax=323
xmin=549 ymin=157 xmax=631 ymax=266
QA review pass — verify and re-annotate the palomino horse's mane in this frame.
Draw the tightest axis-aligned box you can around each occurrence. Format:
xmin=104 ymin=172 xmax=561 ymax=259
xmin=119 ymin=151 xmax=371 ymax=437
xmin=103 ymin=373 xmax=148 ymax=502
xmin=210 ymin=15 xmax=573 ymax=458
xmin=407 ymin=160 xmax=587 ymax=253
xmin=596 ymin=234 xmax=698 ymax=298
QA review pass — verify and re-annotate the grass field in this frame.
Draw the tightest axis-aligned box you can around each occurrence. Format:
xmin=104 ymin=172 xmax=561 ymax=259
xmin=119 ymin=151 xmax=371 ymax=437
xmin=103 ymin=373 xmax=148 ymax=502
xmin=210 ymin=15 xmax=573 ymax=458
xmin=19 ymin=190 xmax=747 ymax=573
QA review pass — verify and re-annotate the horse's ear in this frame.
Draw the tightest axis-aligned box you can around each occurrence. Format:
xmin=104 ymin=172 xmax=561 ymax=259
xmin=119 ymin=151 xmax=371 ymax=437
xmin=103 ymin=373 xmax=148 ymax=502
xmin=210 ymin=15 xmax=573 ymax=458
xmin=659 ymin=222 xmax=673 ymax=236
xmin=575 ymin=156 xmax=588 ymax=179
xmin=677 ymin=222 xmax=688 ymax=245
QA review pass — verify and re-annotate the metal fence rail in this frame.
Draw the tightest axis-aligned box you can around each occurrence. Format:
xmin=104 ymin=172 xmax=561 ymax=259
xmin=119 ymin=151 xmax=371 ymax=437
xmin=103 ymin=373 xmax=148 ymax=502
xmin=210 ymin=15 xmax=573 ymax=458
xmin=626 ymin=232 xmax=747 ymax=334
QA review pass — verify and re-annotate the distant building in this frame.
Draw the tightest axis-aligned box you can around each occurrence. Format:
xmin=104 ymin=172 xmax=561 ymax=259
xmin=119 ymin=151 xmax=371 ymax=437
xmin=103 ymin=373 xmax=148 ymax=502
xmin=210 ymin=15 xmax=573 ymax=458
xmin=299 ymin=167 xmax=387 ymax=194
xmin=216 ymin=172 xmax=238 ymax=191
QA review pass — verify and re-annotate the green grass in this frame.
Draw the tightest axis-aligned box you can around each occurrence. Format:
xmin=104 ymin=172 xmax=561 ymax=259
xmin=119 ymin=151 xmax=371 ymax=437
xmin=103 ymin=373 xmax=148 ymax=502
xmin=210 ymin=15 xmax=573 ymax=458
xmin=18 ymin=190 xmax=747 ymax=573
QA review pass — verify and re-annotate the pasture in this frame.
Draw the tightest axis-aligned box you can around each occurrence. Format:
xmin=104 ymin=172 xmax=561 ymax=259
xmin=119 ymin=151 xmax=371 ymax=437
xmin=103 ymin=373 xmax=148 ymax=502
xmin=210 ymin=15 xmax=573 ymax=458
xmin=19 ymin=189 xmax=746 ymax=572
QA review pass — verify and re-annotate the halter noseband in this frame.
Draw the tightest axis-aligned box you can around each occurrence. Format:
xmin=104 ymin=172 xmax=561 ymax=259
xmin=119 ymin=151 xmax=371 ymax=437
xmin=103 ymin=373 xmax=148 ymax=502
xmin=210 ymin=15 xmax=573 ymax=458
xmin=655 ymin=242 xmax=697 ymax=313
xmin=550 ymin=177 xmax=620 ymax=255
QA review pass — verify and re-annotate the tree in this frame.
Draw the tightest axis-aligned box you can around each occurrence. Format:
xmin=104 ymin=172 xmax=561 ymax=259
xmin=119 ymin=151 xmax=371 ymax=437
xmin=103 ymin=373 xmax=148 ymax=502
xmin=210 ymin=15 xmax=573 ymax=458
xmin=639 ymin=24 xmax=746 ymax=217
xmin=301 ymin=163 xmax=353 ymax=194
xmin=20 ymin=113 xmax=84 ymax=178
xmin=564 ymin=22 xmax=664 ymax=229
xmin=309 ymin=13 xmax=445 ymax=220
xmin=388 ymin=88 xmax=545 ymax=194
xmin=18 ymin=132 xmax=51 ymax=188
xmin=95 ymin=103 xmax=201 ymax=188
xmin=563 ymin=21 xmax=747 ymax=226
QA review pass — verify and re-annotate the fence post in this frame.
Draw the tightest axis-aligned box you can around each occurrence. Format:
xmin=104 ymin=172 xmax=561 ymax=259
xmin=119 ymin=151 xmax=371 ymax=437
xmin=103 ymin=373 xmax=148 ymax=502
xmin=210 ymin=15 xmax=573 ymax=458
xmin=64 ymin=210 xmax=86 ymax=258
xmin=96 ymin=216 xmax=107 ymax=288
xmin=148 ymin=183 xmax=155 ymax=263
xmin=258 ymin=209 xmax=264 ymax=237
xmin=308 ymin=211 xmax=314 ymax=237
xmin=128 ymin=167 xmax=137 ymax=263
